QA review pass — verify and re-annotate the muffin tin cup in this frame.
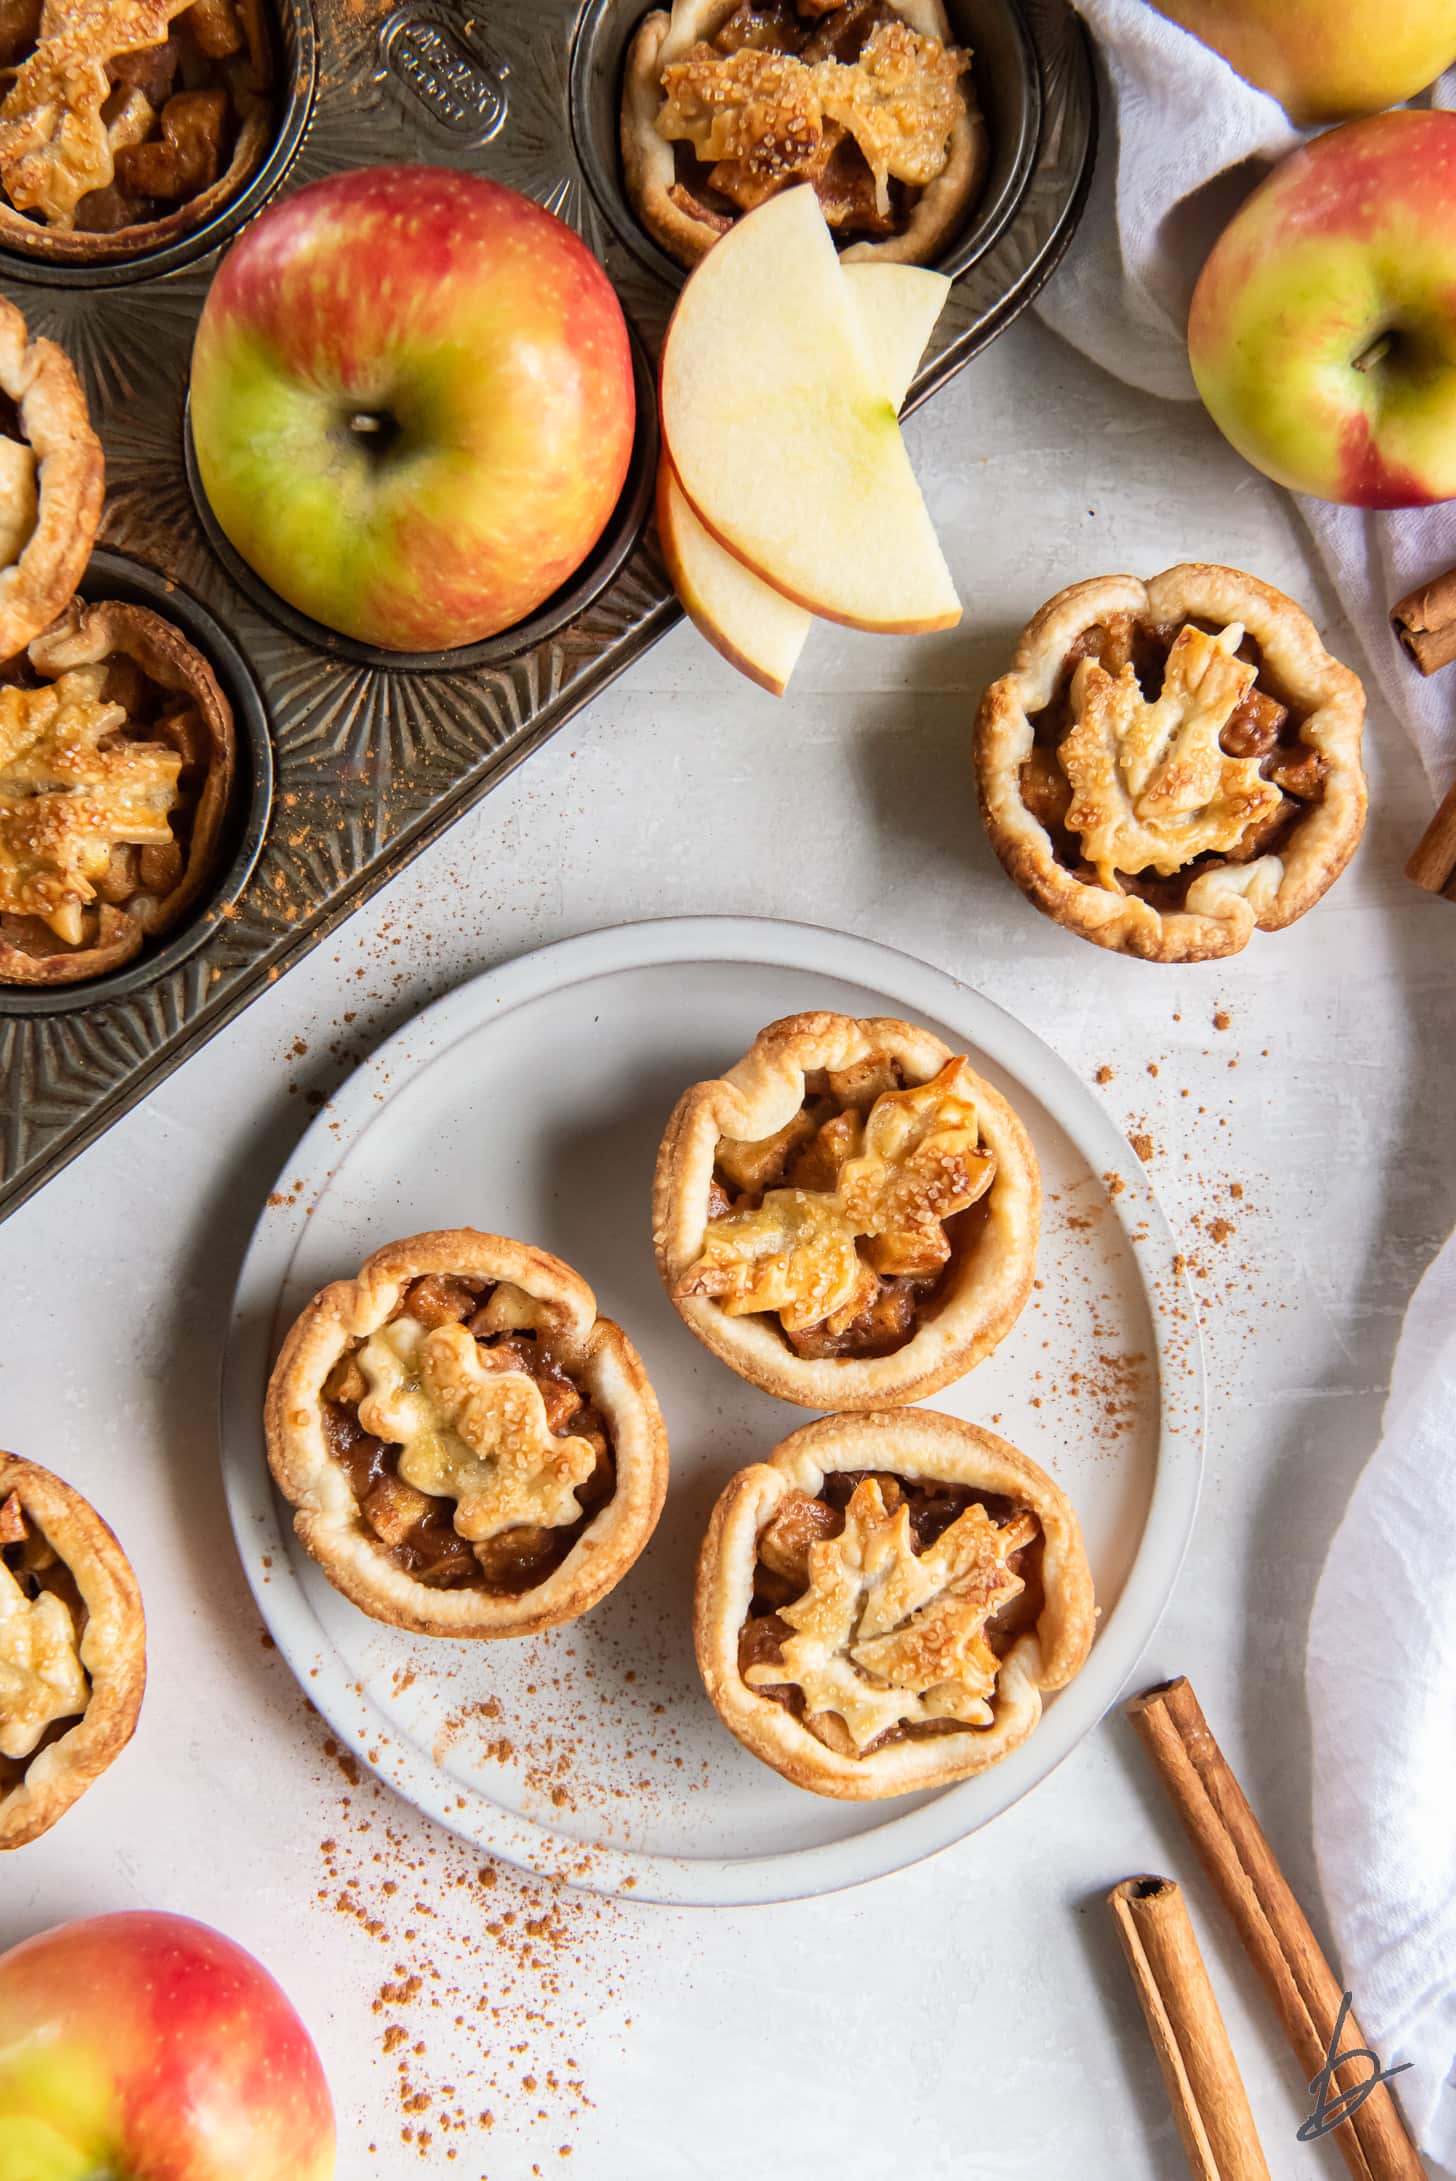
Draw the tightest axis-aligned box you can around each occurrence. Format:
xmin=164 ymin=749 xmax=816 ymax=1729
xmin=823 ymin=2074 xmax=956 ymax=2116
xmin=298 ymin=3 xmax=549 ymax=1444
xmin=0 ymin=0 xmax=319 ymax=289
xmin=570 ymin=0 xmax=1044 ymax=294
xmin=181 ymin=327 xmax=661 ymax=674
xmin=0 ymin=0 xmax=1093 ymax=1216
xmin=0 ymin=549 xmax=275 ymax=1018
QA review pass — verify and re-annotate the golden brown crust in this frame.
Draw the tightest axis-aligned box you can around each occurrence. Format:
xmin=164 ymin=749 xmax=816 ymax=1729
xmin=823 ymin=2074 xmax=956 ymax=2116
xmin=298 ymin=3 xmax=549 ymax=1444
xmin=0 ymin=1454 xmax=146 ymax=1850
xmin=265 ymin=1229 xmax=670 ymax=1640
xmin=973 ymin=564 xmax=1368 ymax=964
xmin=694 ymin=1410 xmax=1095 ymax=1799
xmin=0 ymin=0 xmax=273 ymax=263
xmin=622 ymin=0 xmax=983 ymax=271
xmin=652 ymin=1011 xmax=1039 ymax=1408
xmin=0 ymin=597 xmax=237 ymax=987
xmin=0 ymin=297 xmax=104 ymax=661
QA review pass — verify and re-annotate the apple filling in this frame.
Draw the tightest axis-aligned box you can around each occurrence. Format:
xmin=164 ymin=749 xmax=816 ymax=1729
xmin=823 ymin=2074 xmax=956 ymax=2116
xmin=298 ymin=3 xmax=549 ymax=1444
xmin=0 ymin=1489 xmax=89 ymax=1800
xmin=738 ymin=1470 xmax=1042 ymax=1754
xmin=678 ymin=1056 xmax=996 ymax=1359
xmin=321 ymin=1274 xmax=618 ymax=1596
xmin=1020 ymin=613 xmax=1327 ymax=911
xmin=0 ymin=632 xmax=224 ymax=979
xmin=0 ymin=0 xmax=273 ymax=242
xmin=656 ymin=0 xmax=971 ymax=246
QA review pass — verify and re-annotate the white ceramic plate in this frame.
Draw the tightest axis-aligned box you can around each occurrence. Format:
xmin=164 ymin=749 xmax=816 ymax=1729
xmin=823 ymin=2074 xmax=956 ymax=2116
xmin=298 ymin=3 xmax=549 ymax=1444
xmin=221 ymin=917 xmax=1203 ymax=1906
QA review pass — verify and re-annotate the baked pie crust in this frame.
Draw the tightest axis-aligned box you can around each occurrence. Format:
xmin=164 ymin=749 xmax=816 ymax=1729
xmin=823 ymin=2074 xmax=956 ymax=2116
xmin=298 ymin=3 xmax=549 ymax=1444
xmin=0 ymin=0 xmax=274 ymax=261
xmin=0 ymin=1453 xmax=146 ymax=1850
xmin=653 ymin=1011 xmax=1039 ymax=1408
xmin=0 ymin=595 xmax=237 ymax=985
xmin=265 ymin=1230 xmax=671 ymax=1640
xmin=623 ymin=0 xmax=985 ymax=270
xmin=0 ymin=297 xmax=104 ymax=661
xmin=974 ymin=565 xmax=1368 ymax=963
xmin=695 ymin=1408 xmax=1094 ymax=1799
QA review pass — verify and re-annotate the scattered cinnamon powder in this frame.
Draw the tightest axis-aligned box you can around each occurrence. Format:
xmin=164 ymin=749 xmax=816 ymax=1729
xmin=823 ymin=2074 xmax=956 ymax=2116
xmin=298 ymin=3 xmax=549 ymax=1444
xmin=1129 ymin=1132 xmax=1155 ymax=1163
xmin=298 ymin=1708 xmax=645 ymax=2169
xmin=1213 ymin=1009 xmax=1231 ymax=1031
xmin=1095 ymin=1065 xmax=1114 ymax=1085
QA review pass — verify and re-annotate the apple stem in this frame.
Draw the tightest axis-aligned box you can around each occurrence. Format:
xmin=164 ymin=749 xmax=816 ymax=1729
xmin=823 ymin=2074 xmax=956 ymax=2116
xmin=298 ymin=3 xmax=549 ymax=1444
xmin=1352 ymin=332 xmax=1394 ymax=374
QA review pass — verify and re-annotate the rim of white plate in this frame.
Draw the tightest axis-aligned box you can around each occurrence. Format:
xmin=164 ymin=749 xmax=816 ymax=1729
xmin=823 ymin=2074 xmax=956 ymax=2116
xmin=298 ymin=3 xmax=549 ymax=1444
xmin=220 ymin=915 xmax=1204 ymax=1907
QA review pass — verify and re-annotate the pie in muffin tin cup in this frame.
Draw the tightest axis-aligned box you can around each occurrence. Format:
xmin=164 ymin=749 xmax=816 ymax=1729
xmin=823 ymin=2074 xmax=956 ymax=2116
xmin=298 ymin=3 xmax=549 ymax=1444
xmin=179 ymin=326 xmax=661 ymax=674
xmin=0 ymin=0 xmax=319 ymax=287
xmin=569 ymin=0 xmax=1044 ymax=294
xmin=0 ymin=549 xmax=275 ymax=1018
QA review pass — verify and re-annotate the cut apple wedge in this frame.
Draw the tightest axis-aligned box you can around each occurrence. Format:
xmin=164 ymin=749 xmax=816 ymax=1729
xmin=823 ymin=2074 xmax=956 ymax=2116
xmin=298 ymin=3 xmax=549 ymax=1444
xmin=660 ymin=186 xmax=961 ymax=635
xmin=843 ymin=261 xmax=952 ymax=413
xmin=658 ymin=460 xmax=811 ymax=697
xmin=658 ymin=260 xmax=951 ymax=695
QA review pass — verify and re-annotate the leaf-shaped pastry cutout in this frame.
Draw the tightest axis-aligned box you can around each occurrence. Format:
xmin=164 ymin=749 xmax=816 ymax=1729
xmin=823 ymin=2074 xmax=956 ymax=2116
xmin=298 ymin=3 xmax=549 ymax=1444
xmin=836 ymin=1058 xmax=995 ymax=1276
xmin=0 ymin=0 xmax=191 ymax=226
xmin=677 ymin=1187 xmax=877 ymax=1331
xmin=683 ymin=1057 xmax=996 ymax=1323
xmin=745 ymin=1478 xmax=1036 ymax=1753
xmin=1060 ymin=621 xmax=1285 ymax=888
xmin=0 ymin=1554 xmax=88 ymax=1761
xmin=0 ymin=669 xmax=181 ymax=943
xmin=355 ymin=1317 xmax=597 ymax=1544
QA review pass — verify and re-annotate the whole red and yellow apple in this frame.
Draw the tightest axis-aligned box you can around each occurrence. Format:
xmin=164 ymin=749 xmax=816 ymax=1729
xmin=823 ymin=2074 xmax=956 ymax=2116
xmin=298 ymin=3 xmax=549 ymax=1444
xmin=0 ymin=1911 xmax=335 ymax=2181
xmin=190 ymin=165 xmax=636 ymax=652
xmin=1152 ymin=0 xmax=1456 ymax=122
xmin=1188 ymin=111 xmax=1456 ymax=508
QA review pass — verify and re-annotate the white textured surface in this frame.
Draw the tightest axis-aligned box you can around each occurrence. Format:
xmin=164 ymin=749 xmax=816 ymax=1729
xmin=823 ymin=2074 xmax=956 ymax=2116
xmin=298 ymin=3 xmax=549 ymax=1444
xmin=5 ymin=316 xmax=1454 ymax=2177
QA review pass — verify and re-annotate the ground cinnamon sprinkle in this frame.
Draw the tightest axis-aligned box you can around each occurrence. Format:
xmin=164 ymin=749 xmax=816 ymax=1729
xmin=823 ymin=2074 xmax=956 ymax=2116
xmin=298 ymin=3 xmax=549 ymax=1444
xmin=1095 ymin=1064 xmax=1114 ymax=1085
xmin=303 ymin=1722 xmax=640 ymax=2167
xmin=1129 ymin=1132 xmax=1155 ymax=1162
xmin=1213 ymin=1009 xmax=1231 ymax=1031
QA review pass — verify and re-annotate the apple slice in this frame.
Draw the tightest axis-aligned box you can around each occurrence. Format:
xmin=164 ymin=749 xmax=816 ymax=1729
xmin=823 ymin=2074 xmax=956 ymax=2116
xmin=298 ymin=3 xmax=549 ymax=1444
xmin=660 ymin=186 xmax=961 ymax=635
xmin=843 ymin=261 xmax=952 ymax=413
xmin=659 ymin=261 xmax=951 ymax=695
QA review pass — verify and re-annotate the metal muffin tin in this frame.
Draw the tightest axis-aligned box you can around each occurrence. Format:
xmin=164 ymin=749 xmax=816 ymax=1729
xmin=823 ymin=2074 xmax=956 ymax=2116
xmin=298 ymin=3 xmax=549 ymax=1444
xmin=0 ymin=0 xmax=1095 ymax=1218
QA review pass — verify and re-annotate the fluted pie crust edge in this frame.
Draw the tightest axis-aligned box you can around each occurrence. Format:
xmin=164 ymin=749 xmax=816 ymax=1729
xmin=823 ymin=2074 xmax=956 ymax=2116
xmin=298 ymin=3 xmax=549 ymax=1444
xmin=0 ymin=1454 xmax=146 ymax=1851
xmin=652 ymin=1011 xmax=1040 ymax=1408
xmin=621 ymin=0 xmax=985 ymax=271
xmin=0 ymin=296 xmax=103 ymax=661
xmin=264 ymin=1229 xmax=669 ymax=1640
xmin=973 ymin=563 xmax=1368 ymax=964
xmin=694 ymin=1409 xmax=1095 ymax=1799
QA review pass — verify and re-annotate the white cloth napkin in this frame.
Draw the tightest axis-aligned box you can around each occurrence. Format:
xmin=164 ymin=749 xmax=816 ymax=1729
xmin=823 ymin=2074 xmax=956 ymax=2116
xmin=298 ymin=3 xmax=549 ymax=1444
xmin=1030 ymin=7 xmax=1456 ymax=2165
xmin=1034 ymin=0 xmax=1456 ymax=796
xmin=1308 ymin=1230 xmax=1456 ymax=2170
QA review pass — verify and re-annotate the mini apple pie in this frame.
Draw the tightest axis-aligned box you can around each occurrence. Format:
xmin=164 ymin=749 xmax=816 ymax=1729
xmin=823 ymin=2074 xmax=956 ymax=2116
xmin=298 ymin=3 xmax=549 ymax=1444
xmin=623 ymin=0 xmax=985 ymax=270
xmin=0 ymin=596 xmax=237 ymax=985
xmin=696 ymin=1409 xmax=1094 ymax=1798
xmin=0 ymin=0 xmax=273 ymax=261
xmin=0 ymin=1454 xmax=146 ymax=1850
xmin=974 ymin=565 xmax=1368 ymax=963
xmin=0 ymin=298 xmax=104 ymax=661
xmin=654 ymin=1012 xmax=1039 ymax=1408
xmin=265 ymin=1231 xmax=670 ymax=1640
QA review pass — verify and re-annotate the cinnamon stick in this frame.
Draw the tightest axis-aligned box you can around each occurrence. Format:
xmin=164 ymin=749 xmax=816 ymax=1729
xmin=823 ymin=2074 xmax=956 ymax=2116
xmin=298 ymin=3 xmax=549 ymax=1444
xmin=1407 ymin=778 xmax=1456 ymax=902
xmin=1128 ymin=1679 xmax=1426 ymax=2181
xmin=1391 ymin=571 xmax=1456 ymax=675
xmin=1109 ymin=1875 xmax=1271 ymax=2181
